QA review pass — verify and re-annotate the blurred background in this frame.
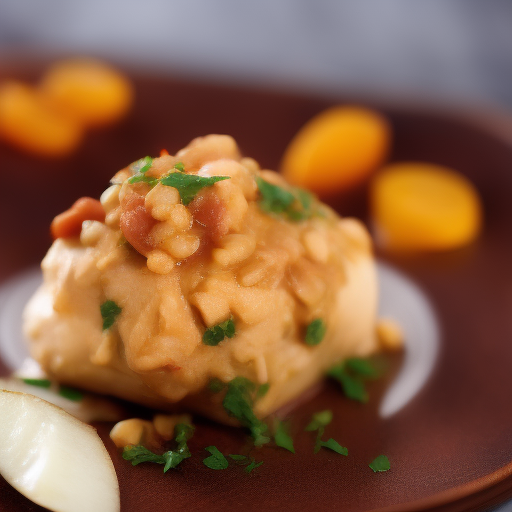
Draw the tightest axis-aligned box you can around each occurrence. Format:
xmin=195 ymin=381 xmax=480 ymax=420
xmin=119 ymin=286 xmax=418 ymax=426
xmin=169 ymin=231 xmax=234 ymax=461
xmin=1 ymin=0 xmax=512 ymax=109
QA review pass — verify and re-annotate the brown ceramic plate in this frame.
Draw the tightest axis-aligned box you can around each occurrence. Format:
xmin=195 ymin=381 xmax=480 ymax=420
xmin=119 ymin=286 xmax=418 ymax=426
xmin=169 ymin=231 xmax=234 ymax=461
xmin=1 ymin=61 xmax=512 ymax=512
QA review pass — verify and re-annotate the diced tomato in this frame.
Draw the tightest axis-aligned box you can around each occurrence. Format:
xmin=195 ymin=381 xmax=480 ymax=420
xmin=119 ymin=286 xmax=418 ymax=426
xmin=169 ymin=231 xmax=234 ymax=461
xmin=51 ymin=197 xmax=105 ymax=240
xmin=120 ymin=193 xmax=157 ymax=255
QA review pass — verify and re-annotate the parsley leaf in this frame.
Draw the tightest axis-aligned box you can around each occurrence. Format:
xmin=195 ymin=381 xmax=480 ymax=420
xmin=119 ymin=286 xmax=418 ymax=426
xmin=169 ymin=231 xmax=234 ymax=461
xmin=227 ymin=454 xmax=263 ymax=473
xmin=327 ymin=357 xmax=379 ymax=403
xmin=369 ymin=455 xmax=390 ymax=472
xmin=122 ymin=445 xmax=165 ymax=466
xmin=305 ymin=410 xmax=333 ymax=431
xmin=58 ymin=385 xmax=83 ymax=401
xmin=346 ymin=357 xmax=380 ymax=378
xmin=131 ymin=156 xmax=153 ymax=174
xmin=122 ymin=422 xmax=194 ymax=472
xmin=305 ymin=319 xmax=326 ymax=346
xmin=173 ymin=162 xmax=185 ymax=172
xmin=222 ymin=377 xmax=270 ymax=446
xmin=22 ymin=378 xmax=52 ymax=388
xmin=274 ymin=420 xmax=295 ymax=453
xmin=203 ymin=446 xmax=229 ymax=470
xmin=128 ymin=174 xmax=158 ymax=186
xmin=245 ymin=460 xmax=263 ymax=473
xmin=100 ymin=300 xmax=122 ymax=330
xmin=228 ymin=454 xmax=247 ymax=462
xmin=318 ymin=438 xmax=348 ymax=456
xmin=203 ymin=318 xmax=236 ymax=346
xmin=128 ymin=156 xmax=155 ymax=185
xmin=256 ymin=382 xmax=270 ymax=399
xmin=160 ymin=173 xmax=230 ymax=205
xmin=255 ymin=177 xmax=318 ymax=222
xmin=256 ymin=177 xmax=295 ymax=214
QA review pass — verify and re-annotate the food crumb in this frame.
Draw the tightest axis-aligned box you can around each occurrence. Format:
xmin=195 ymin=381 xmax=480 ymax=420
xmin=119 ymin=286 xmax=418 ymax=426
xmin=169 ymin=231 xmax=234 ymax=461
xmin=376 ymin=318 xmax=404 ymax=351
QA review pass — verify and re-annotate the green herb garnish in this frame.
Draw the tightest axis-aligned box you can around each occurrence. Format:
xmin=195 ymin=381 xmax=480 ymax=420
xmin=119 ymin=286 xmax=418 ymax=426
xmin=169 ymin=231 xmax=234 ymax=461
xmin=305 ymin=319 xmax=326 ymax=346
xmin=203 ymin=318 xmax=236 ymax=346
xmin=228 ymin=454 xmax=247 ymax=462
xmin=58 ymin=385 xmax=83 ymax=402
xmin=227 ymin=454 xmax=263 ymax=473
xmin=306 ymin=410 xmax=347 ymax=455
xmin=327 ymin=357 xmax=379 ymax=403
xmin=100 ymin=300 xmax=122 ymax=331
xmin=305 ymin=410 xmax=333 ymax=431
xmin=160 ymin=173 xmax=230 ymax=205
xmin=203 ymin=446 xmax=229 ymax=470
xmin=316 ymin=438 xmax=348 ymax=456
xmin=255 ymin=177 xmax=317 ymax=222
xmin=274 ymin=420 xmax=295 ymax=453
xmin=22 ymin=378 xmax=52 ymax=388
xmin=256 ymin=177 xmax=296 ymax=214
xmin=128 ymin=174 xmax=158 ymax=186
xmin=369 ymin=455 xmax=390 ymax=472
xmin=245 ymin=460 xmax=264 ymax=473
xmin=122 ymin=422 xmax=194 ymax=472
xmin=128 ymin=156 xmax=155 ymax=184
xmin=173 ymin=162 xmax=185 ymax=172
xmin=222 ymin=377 xmax=270 ymax=446
xmin=256 ymin=382 xmax=270 ymax=399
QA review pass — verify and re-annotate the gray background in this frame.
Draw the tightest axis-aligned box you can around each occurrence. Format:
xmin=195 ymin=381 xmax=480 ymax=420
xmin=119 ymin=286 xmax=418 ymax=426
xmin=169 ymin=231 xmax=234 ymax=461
xmin=1 ymin=1 xmax=511 ymax=510
xmin=1 ymin=0 xmax=512 ymax=110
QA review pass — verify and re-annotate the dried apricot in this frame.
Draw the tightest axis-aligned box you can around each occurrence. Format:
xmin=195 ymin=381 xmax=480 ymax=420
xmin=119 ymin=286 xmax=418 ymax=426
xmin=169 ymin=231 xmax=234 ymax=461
xmin=281 ymin=106 xmax=390 ymax=195
xmin=40 ymin=58 xmax=133 ymax=127
xmin=0 ymin=81 xmax=83 ymax=157
xmin=370 ymin=163 xmax=482 ymax=251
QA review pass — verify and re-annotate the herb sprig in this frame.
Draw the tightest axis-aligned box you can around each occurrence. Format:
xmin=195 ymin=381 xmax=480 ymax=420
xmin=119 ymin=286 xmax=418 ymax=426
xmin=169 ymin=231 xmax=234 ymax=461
xmin=100 ymin=300 xmax=122 ymax=331
xmin=203 ymin=318 xmax=236 ymax=346
xmin=305 ymin=410 xmax=348 ymax=455
xmin=255 ymin=177 xmax=317 ymax=222
xmin=305 ymin=319 xmax=326 ymax=346
xmin=122 ymin=422 xmax=194 ymax=472
xmin=222 ymin=377 xmax=270 ymax=446
xmin=369 ymin=455 xmax=390 ymax=472
xmin=327 ymin=357 xmax=379 ymax=403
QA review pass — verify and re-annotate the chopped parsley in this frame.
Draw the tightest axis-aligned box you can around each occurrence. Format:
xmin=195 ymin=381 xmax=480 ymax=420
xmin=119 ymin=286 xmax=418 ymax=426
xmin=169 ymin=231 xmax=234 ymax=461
xmin=274 ymin=420 xmax=295 ymax=453
xmin=227 ymin=454 xmax=263 ymax=473
xmin=255 ymin=177 xmax=317 ymax=222
xmin=327 ymin=357 xmax=379 ymax=403
xmin=316 ymin=438 xmax=348 ymax=456
xmin=369 ymin=455 xmax=390 ymax=472
xmin=203 ymin=318 xmax=236 ymax=346
xmin=128 ymin=156 xmax=155 ymax=185
xmin=122 ymin=422 xmax=194 ymax=472
xmin=203 ymin=446 xmax=229 ymax=470
xmin=245 ymin=459 xmax=264 ymax=473
xmin=100 ymin=300 xmax=122 ymax=330
xmin=256 ymin=382 xmax=270 ymax=399
xmin=305 ymin=410 xmax=347 ymax=455
xmin=58 ymin=385 xmax=83 ymax=402
xmin=173 ymin=162 xmax=185 ymax=172
xmin=305 ymin=410 xmax=333 ymax=431
xmin=22 ymin=378 xmax=52 ymax=388
xmin=222 ymin=377 xmax=270 ymax=446
xmin=228 ymin=454 xmax=247 ymax=462
xmin=160 ymin=173 xmax=230 ymax=205
xmin=305 ymin=319 xmax=326 ymax=346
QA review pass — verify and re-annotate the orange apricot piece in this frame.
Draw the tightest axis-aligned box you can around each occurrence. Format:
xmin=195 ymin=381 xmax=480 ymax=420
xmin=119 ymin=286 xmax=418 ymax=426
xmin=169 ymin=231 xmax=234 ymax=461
xmin=51 ymin=197 xmax=105 ymax=240
xmin=40 ymin=58 xmax=133 ymax=127
xmin=281 ymin=106 xmax=391 ymax=195
xmin=370 ymin=163 xmax=482 ymax=252
xmin=0 ymin=81 xmax=83 ymax=157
